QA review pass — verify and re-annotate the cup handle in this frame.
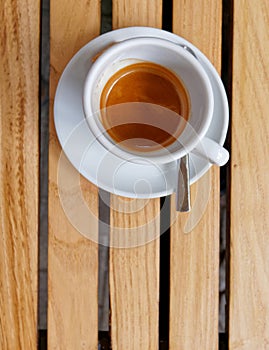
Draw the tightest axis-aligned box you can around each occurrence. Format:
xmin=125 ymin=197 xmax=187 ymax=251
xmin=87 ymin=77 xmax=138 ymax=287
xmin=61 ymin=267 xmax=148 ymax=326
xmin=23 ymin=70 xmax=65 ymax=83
xmin=191 ymin=137 xmax=229 ymax=166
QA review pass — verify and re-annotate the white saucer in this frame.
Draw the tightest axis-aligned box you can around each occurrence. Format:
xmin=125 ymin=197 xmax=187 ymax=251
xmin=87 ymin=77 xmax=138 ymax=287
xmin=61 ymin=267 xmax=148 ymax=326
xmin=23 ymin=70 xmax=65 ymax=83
xmin=54 ymin=27 xmax=229 ymax=198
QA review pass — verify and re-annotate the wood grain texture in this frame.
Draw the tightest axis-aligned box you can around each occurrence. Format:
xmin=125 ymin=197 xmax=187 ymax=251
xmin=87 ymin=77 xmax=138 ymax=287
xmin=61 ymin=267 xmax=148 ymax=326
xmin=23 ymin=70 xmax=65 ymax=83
xmin=113 ymin=0 xmax=162 ymax=28
xmin=110 ymin=197 xmax=160 ymax=350
xmin=48 ymin=1 xmax=100 ymax=349
xmin=0 ymin=0 xmax=40 ymax=349
xmin=109 ymin=2 xmax=162 ymax=349
xmin=170 ymin=1 xmax=222 ymax=349
xmin=229 ymin=1 xmax=269 ymax=349
xmin=172 ymin=0 xmax=222 ymax=65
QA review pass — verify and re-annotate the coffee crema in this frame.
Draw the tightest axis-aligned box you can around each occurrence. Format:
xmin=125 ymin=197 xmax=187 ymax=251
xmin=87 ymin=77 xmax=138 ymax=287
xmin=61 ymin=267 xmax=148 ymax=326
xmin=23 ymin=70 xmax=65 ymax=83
xmin=100 ymin=61 xmax=190 ymax=152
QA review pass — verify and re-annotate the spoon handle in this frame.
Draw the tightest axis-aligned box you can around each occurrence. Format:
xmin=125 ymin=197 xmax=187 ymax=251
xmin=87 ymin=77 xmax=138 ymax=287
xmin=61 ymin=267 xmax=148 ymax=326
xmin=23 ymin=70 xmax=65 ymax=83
xmin=176 ymin=154 xmax=191 ymax=212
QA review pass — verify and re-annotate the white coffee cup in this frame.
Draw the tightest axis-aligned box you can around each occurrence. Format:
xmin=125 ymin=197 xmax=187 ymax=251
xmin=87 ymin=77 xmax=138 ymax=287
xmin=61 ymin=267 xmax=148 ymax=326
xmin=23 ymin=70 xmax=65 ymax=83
xmin=83 ymin=37 xmax=229 ymax=166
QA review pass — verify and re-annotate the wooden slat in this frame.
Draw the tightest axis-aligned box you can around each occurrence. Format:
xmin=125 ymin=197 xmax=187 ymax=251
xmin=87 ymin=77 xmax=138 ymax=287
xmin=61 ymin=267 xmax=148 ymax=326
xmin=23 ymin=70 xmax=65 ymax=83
xmin=109 ymin=2 xmax=162 ymax=349
xmin=112 ymin=0 xmax=162 ymax=28
xmin=48 ymin=1 xmax=100 ymax=349
xmin=110 ymin=198 xmax=160 ymax=349
xmin=170 ymin=1 xmax=222 ymax=349
xmin=0 ymin=0 xmax=40 ymax=349
xmin=229 ymin=1 xmax=269 ymax=349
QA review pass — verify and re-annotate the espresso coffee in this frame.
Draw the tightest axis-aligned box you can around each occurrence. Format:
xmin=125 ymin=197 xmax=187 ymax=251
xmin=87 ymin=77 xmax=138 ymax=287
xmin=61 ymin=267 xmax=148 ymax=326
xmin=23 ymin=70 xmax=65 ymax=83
xmin=100 ymin=61 xmax=190 ymax=152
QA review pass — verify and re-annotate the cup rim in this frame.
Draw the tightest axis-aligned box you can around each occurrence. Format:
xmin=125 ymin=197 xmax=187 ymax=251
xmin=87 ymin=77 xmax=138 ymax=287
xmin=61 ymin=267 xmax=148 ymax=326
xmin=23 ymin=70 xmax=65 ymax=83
xmin=83 ymin=36 xmax=214 ymax=164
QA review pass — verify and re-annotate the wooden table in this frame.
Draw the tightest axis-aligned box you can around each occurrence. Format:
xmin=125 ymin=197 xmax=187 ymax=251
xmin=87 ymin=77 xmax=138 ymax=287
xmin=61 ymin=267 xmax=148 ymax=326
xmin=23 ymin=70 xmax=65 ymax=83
xmin=1 ymin=0 xmax=269 ymax=349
